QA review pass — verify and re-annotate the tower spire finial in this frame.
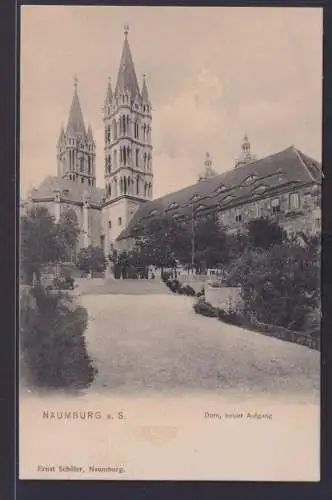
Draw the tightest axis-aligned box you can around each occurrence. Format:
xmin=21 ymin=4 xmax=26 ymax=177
xmin=124 ymin=24 xmax=129 ymax=38
xmin=74 ymin=74 xmax=78 ymax=93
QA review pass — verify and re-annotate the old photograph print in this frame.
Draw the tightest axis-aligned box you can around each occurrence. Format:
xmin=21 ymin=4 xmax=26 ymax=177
xmin=19 ymin=6 xmax=321 ymax=481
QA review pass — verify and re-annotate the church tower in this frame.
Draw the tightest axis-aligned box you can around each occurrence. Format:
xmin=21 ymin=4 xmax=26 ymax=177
xmin=57 ymin=76 xmax=96 ymax=186
xmin=234 ymin=134 xmax=256 ymax=168
xmin=102 ymin=26 xmax=153 ymax=246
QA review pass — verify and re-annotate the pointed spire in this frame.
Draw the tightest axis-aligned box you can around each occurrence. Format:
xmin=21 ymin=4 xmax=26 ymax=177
xmin=141 ymin=73 xmax=149 ymax=102
xmin=115 ymin=25 xmax=140 ymax=99
xmin=105 ymin=76 xmax=113 ymax=105
xmin=66 ymin=75 xmax=86 ymax=137
xmin=57 ymin=123 xmax=65 ymax=146
xmin=87 ymin=124 xmax=94 ymax=142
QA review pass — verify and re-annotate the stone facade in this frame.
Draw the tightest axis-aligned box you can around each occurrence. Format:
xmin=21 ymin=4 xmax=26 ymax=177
xmin=218 ymin=184 xmax=321 ymax=236
xmin=23 ymin=27 xmax=322 ymax=259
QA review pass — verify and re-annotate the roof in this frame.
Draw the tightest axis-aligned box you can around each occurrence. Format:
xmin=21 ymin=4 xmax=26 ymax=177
xmin=117 ymin=146 xmax=321 ymax=240
xmin=115 ymin=31 xmax=140 ymax=99
xmin=66 ymin=86 xmax=86 ymax=137
xmin=30 ymin=176 xmax=104 ymax=206
xmin=141 ymin=76 xmax=149 ymax=102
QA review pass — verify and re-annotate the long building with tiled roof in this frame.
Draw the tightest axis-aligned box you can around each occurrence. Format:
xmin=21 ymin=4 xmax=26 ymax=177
xmin=23 ymin=26 xmax=322 ymax=259
xmin=116 ymin=144 xmax=322 ymax=249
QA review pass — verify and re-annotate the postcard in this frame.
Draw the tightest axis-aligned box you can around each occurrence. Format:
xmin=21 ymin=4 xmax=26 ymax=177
xmin=19 ymin=5 xmax=321 ymax=481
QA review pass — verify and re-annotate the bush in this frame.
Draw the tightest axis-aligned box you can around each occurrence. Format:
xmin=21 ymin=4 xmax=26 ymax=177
xmin=193 ymin=300 xmax=219 ymax=318
xmin=161 ymin=271 xmax=171 ymax=282
xmin=228 ymin=240 xmax=320 ymax=332
xmin=217 ymin=308 xmax=243 ymax=326
xmin=20 ymin=286 xmax=97 ymax=391
xmin=181 ymin=285 xmax=196 ymax=296
xmin=77 ymin=246 xmax=107 ymax=274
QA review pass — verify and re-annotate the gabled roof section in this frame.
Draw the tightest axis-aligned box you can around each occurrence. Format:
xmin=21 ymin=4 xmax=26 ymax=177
xmin=66 ymin=77 xmax=86 ymax=137
xmin=117 ymin=146 xmax=321 ymax=241
xmin=30 ymin=176 xmax=104 ymax=206
xmin=115 ymin=26 xmax=140 ymax=99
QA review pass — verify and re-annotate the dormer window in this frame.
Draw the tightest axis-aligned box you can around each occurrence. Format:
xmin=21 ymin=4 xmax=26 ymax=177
xmin=216 ymin=184 xmax=227 ymax=193
xmin=222 ymin=195 xmax=234 ymax=204
xmin=167 ymin=202 xmax=179 ymax=210
xmin=149 ymin=209 xmax=158 ymax=217
xmin=253 ymin=185 xmax=267 ymax=194
xmin=243 ymin=174 xmax=257 ymax=184
xmin=191 ymin=193 xmax=200 ymax=201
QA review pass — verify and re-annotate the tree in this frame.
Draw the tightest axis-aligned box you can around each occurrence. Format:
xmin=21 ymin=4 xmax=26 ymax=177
xmin=56 ymin=209 xmax=80 ymax=261
xmin=247 ymin=218 xmax=285 ymax=249
xmin=20 ymin=207 xmax=59 ymax=284
xmin=193 ymin=213 xmax=228 ymax=270
xmin=20 ymin=206 xmax=81 ymax=284
xmin=76 ymin=246 xmax=107 ymax=274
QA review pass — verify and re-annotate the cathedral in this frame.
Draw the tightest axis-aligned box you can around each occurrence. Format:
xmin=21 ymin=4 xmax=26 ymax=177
xmin=24 ymin=26 xmax=322 ymax=258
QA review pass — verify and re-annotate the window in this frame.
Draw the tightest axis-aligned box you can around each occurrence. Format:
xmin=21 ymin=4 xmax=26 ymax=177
xmin=271 ymin=198 xmax=280 ymax=214
xmin=108 ymin=220 xmax=112 ymax=229
xmin=235 ymin=213 xmax=242 ymax=222
xmin=118 ymin=217 xmax=122 ymax=226
xmin=255 ymin=203 xmax=261 ymax=218
xmin=216 ymin=184 xmax=227 ymax=193
xmin=243 ymin=175 xmax=257 ymax=184
xmin=253 ymin=185 xmax=267 ymax=194
xmin=289 ymin=192 xmax=300 ymax=210
xmin=136 ymin=148 xmax=139 ymax=167
xmin=81 ymin=178 xmax=84 ymax=184
xmin=313 ymin=192 xmax=320 ymax=208
xmin=223 ymin=195 xmax=234 ymax=204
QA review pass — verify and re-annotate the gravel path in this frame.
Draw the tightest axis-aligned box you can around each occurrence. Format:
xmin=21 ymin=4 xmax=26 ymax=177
xmin=81 ymin=291 xmax=319 ymax=402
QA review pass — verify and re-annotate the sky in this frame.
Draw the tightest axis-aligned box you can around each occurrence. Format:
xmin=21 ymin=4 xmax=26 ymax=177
xmin=20 ymin=6 xmax=322 ymax=199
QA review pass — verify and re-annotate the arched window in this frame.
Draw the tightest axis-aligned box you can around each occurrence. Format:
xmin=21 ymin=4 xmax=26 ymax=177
xmin=124 ymin=177 xmax=127 ymax=194
xmin=127 ymin=146 xmax=131 ymax=164
xmin=134 ymin=121 xmax=139 ymax=139
xmin=144 ymin=182 xmax=147 ymax=197
xmin=114 ymin=178 xmax=118 ymax=197
xmin=112 ymin=119 xmax=117 ymax=140
xmin=114 ymin=149 xmax=117 ymax=169
xmin=127 ymin=176 xmax=131 ymax=194
xmin=80 ymin=157 xmax=84 ymax=173
xmin=136 ymin=176 xmax=139 ymax=195
xmin=136 ymin=148 xmax=139 ymax=167
xmin=123 ymin=147 xmax=127 ymax=166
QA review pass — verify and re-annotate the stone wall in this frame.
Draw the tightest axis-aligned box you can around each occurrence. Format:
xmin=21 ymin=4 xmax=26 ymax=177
xmin=205 ymin=286 xmax=244 ymax=313
xmin=218 ymin=184 xmax=321 ymax=236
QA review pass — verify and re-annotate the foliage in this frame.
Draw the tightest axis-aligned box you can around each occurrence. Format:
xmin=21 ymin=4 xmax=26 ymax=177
xmin=20 ymin=287 xmax=97 ymax=390
xmin=193 ymin=300 xmax=219 ymax=318
xmin=226 ymin=237 xmax=320 ymax=331
xmin=20 ymin=207 xmax=80 ymax=285
xmin=76 ymin=246 xmax=107 ymax=273
xmin=193 ymin=212 xmax=229 ymax=270
xmin=56 ymin=209 xmax=80 ymax=260
xmin=246 ymin=217 xmax=286 ymax=249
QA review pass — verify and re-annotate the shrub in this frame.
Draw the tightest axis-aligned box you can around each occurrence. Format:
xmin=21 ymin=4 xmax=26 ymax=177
xmin=217 ymin=308 xmax=243 ymax=326
xmin=193 ymin=300 xmax=219 ymax=318
xmin=20 ymin=286 xmax=97 ymax=391
xmin=181 ymin=285 xmax=196 ymax=296
xmin=77 ymin=246 xmax=107 ymax=274
xmin=161 ymin=271 xmax=171 ymax=282
xmin=229 ymin=240 xmax=320 ymax=332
